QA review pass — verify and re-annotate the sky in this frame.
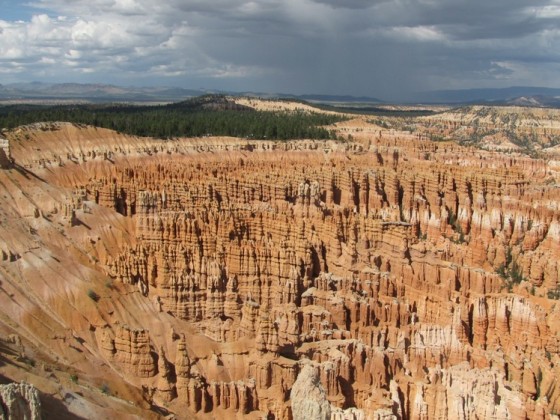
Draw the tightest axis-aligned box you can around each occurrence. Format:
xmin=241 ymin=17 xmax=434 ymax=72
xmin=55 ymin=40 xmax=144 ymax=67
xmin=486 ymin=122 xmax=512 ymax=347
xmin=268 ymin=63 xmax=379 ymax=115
xmin=1 ymin=0 xmax=560 ymax=101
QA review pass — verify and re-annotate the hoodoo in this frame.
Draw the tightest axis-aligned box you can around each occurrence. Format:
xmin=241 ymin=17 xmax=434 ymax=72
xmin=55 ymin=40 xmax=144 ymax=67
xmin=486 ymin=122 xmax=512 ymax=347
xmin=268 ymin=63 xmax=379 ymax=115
xmin=0 ymin=102 xmax=559 ymax=418
xmin=0 ymin=134 xmax=11 ymax=168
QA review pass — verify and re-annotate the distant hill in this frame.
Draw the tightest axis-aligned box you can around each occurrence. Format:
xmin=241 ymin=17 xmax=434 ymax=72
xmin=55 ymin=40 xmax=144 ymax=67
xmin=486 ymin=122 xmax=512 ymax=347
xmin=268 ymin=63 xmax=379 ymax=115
xmin=219 ymin=91 xmax=384 ymax=104
xmin=0 ymin=82 xmax=384 ymax=104
xmin=417 ymin=86 xmax=560 ymax=105
xmin=414 ymin=105 xmax=560 ymax=156
xmin=294 ymin=94 xmax=384 ymax=103
xmin=3 ymin=82 xmax=560 ymax=107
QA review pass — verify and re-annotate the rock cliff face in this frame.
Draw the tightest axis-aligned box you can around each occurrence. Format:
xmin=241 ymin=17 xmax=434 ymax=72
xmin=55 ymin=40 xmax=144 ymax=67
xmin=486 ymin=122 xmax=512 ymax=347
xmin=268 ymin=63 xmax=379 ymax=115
xmin=0 ymin=117 xmax=559 ymax=418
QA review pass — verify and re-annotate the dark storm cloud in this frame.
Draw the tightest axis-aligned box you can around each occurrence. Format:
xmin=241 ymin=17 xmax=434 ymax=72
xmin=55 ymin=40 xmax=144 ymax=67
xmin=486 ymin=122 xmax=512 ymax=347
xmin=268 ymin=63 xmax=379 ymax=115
xmin=398 ymin=0 xmax=559 ymax=40
xmin=1 ymin=0 xmax=559 ymax=99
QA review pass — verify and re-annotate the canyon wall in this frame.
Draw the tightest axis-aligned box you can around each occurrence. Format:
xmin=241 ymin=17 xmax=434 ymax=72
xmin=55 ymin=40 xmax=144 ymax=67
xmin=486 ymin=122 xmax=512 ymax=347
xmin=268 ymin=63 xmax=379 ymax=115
xmin=0 ymin=120 xmax=559 ymax=418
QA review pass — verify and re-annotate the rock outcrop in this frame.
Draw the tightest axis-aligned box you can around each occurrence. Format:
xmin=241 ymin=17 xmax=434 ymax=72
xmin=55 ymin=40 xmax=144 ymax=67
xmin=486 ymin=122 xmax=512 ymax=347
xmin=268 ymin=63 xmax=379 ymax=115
xmin=0 ymin=135 xmax=11 ymax=168
xmin=0 ymin=382 xmax=41 ymax=420
xmin=291 ymin=364 xmax=331 ymax=420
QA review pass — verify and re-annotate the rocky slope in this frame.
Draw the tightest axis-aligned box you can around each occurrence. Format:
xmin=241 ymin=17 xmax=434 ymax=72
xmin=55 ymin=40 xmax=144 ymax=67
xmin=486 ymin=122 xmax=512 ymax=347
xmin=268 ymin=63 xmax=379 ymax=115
xmin=413 ymin=105 xmax=560 ymax=156
xmin=0 ymin=111 xmax=559 ymax=418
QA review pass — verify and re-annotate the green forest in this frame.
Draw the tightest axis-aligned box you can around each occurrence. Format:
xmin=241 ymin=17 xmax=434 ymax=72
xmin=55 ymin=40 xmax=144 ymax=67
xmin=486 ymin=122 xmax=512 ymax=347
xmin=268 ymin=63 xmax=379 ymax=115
xmin=0 ymin=96 xmax=347 ymax=141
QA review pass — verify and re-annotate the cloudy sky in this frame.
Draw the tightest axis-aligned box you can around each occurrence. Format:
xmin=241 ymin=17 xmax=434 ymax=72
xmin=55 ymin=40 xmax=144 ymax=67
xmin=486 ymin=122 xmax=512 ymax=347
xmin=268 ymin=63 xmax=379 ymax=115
xmin=1 ymin=0 xmax=560 ymax=100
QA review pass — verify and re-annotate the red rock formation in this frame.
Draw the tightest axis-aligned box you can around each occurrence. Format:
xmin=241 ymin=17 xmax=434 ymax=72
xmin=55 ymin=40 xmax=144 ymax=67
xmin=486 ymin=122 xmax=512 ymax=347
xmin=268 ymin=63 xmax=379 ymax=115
xmin=103 ymin=325 xmax=158 ymax=378
xmin=0 ymin=119 xmax=559 ymax=418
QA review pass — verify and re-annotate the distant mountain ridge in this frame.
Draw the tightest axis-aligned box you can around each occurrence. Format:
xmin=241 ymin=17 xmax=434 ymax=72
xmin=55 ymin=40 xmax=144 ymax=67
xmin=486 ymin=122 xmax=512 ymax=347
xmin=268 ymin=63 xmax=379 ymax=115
xmin=2 ymin=82 xmax=560 ymax=106
xmin=0 ymin=82 xmax=385 ymax=104
xmin=0 ymin=82 xmax=204 ymax=102
xmin=418 ymin=86 xmax=560 ymax=105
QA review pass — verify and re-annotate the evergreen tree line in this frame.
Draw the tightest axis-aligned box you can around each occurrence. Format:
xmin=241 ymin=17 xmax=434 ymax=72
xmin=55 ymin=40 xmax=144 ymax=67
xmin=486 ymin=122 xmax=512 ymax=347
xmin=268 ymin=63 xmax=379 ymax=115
xmin=0 ymin=96 xmax=347 ymax=140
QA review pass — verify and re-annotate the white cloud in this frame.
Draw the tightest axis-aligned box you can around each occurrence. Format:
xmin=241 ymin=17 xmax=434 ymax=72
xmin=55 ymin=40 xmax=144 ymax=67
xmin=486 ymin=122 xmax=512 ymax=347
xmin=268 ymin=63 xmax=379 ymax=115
xmin=385 ymin=25 xmax=446 ymax=42
xmin=532 ymin=5 xmax=560 ymax=18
